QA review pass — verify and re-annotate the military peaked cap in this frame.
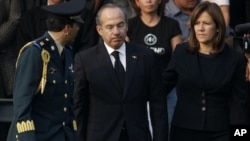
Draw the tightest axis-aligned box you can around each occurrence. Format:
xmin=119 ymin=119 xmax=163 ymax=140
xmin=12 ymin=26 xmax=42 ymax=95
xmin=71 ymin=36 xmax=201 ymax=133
xmin=42 ymin=0 xmax=85 ymax=23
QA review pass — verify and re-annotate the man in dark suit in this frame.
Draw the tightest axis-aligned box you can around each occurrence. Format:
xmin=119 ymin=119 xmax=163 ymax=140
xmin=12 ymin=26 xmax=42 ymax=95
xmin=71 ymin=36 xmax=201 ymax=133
xmin=7 ymin=1 xmax=85 ymax=141
xmin=73 ymin=3 xmax=168 ymax=141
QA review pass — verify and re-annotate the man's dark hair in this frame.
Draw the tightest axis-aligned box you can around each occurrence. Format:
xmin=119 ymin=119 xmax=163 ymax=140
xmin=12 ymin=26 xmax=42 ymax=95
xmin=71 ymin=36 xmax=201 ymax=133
xmin=46 ymin=14 xmax=75 ymax=31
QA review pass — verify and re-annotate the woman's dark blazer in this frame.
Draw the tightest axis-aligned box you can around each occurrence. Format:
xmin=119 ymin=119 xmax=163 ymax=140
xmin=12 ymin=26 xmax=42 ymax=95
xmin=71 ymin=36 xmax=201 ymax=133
xmin=163 ymin=42 xmax=249 ymax=131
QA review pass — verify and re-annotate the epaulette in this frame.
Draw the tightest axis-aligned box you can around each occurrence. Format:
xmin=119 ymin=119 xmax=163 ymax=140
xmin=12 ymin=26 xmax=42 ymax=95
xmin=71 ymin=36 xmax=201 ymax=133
xmin=33 ymin=37 xmax=50 ymax=50
xmin=16 ymin=37 xmax=50 ymax=64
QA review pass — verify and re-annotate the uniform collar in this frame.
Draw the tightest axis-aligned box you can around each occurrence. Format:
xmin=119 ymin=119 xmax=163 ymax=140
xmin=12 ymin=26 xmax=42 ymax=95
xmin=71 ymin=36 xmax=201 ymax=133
xmin=48 ymin=31 xmax=64 ymax=56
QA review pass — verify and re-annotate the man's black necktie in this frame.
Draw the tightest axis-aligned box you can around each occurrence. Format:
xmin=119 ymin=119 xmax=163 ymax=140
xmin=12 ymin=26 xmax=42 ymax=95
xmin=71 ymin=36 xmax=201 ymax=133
xmin=111 ymin=51 xmax=125 ymax=90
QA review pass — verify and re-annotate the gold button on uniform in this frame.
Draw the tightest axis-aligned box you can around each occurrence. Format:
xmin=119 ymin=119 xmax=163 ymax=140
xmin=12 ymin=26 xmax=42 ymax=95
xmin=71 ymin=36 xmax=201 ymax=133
xmin=53 ymin=80 xmax=56 ymax=84
xmin=65 ymin=80 xmax=67 ymax=84
xmin=64 ymin=93 xmax=68 ymax=98
xmin=62 ymin=122 xmax=65 ymax=126
xmin=64 ymin=107 xmax=67 ymax=112
xmin=51 ymin=45 xmax=55 ymax=51
xmin=201 ymin=107 xmax=206 ymax=111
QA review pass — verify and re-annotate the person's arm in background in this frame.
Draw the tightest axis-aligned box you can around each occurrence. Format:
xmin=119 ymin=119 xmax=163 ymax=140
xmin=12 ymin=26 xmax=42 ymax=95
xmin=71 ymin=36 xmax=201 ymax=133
xmin=243 ymin=34 xmax=250 ymax=81
xmin=201 ymin=0 xmax=230 ymax=28
xmin=220 ymin=4 xmax=232 ymax=47
xmin=220 ymin=5 xmax=230 ymax=28
xmin=170 ymin=21 xmax=182 ymax=51
xmin=245 ymin=54 xmax=250 ymax=81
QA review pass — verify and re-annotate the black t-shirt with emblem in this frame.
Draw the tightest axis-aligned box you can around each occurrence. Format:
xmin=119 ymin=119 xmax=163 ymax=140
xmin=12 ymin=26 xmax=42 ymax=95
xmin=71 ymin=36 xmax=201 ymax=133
xmin=127 ymin=16 xmax=181 ymax=72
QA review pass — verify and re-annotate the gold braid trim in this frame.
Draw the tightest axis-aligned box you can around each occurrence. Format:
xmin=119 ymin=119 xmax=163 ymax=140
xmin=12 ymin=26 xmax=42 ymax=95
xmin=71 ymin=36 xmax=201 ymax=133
xmin=16 ymin=42 xmax=33 ymax=68
xmin=36 ymin=49 xmax=50 ymax=94
xmin=16 ymin=120 xmax=35 ymax=133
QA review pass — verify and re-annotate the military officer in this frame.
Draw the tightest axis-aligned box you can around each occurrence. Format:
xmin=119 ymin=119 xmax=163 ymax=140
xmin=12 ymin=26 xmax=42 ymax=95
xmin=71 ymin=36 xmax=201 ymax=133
xmin=7 ymin=0 xmax=85 ymax=141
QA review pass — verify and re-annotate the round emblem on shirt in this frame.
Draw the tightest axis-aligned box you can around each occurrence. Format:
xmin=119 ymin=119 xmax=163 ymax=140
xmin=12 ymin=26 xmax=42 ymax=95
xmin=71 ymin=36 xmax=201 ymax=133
xmin=144 ymin=33 xmax=157 ymax=46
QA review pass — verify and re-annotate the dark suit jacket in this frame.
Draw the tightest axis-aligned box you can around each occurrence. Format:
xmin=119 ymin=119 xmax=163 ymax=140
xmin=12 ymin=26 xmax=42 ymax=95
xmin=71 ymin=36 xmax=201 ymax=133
xmin=163 ymin=42 xmax=249 ymax=131
xmin=74 ymin=42 xmax=168 ymax=141
xmin=7 ymin=32 xmax=77 ymax=141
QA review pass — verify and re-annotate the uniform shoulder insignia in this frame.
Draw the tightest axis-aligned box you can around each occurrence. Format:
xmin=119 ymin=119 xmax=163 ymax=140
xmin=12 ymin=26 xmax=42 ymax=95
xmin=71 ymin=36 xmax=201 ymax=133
xmin=16 ymin=37 xmax=50 ymax=68
xmin=33 ymin=37 xmax=51 ymax=50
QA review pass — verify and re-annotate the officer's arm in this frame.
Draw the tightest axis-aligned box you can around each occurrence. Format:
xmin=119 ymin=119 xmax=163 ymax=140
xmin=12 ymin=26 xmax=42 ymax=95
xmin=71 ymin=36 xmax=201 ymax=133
xmin=13 ymin=45 xmax=42 ymax=141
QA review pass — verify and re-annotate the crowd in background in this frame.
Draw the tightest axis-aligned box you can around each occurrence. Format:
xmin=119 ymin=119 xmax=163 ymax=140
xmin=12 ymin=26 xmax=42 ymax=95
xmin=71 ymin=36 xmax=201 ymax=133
xmin=1 ymin=0 xmax=250 ymax=141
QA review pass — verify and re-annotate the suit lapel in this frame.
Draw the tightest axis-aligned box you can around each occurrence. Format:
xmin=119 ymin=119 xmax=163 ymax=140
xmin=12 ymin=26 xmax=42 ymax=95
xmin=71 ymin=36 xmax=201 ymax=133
xmin=194 ymin=52 xmax=206 ymax=90
xmin=123 ymin=43 xmax=137 ymax=99
xmin=96 ymin=43 xmax=121 ymax=90
xmin=64 ymin=48 xmax=74 ymax=76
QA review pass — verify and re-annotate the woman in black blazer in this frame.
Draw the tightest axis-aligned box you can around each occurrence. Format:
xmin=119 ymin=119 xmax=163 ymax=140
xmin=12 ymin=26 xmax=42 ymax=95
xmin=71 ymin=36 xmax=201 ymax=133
xmin=163 ymin=2 xmax=249 ymax=141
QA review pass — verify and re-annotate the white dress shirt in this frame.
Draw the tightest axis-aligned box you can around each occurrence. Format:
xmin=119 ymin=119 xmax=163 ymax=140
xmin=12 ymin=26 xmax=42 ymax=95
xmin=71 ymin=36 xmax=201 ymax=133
xmin=104 ymin=42 xmax=126 ymax=71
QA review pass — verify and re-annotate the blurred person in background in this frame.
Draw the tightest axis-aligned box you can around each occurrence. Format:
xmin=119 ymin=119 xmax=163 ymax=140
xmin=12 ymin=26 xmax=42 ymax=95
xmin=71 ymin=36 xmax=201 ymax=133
xmin=201 ymin=0 xmax=230 ymax=28
xmin=164 ymin=0 xmax=199 ymax=41
xmin=127 ymin=0 xmax=182 ymax=131
xmin=0 ymin=0 xmax=21 ymax=140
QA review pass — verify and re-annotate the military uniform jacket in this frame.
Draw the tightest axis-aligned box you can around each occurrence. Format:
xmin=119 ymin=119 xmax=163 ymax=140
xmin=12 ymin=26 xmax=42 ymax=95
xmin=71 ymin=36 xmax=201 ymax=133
xmin=7 ymin=32 xmax=77 ymax=141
